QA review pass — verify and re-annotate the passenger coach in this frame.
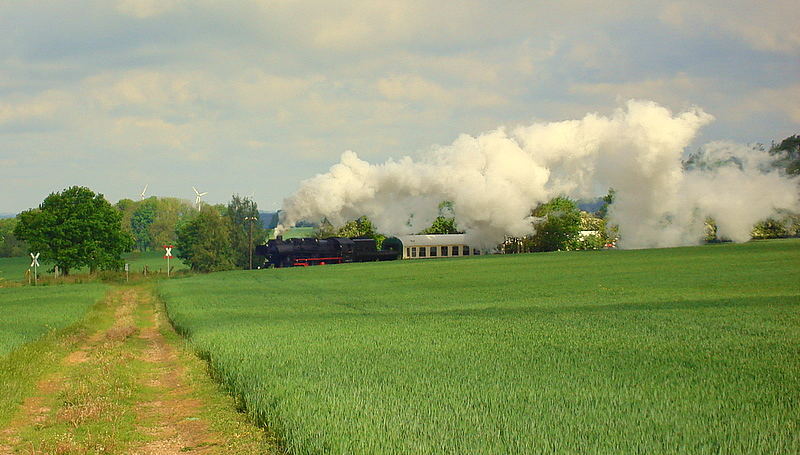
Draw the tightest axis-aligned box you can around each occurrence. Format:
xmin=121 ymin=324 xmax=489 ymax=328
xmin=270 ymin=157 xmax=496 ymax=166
xmin=386 ymin=234 xmax=481 ymax=259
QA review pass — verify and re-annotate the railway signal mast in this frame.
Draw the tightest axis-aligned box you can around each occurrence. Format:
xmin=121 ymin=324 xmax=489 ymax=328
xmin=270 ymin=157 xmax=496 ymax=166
xmin=163 ymin=245 xmax=173 ymax=277
xmin=30 ymin=252 xmax=40 ymax=285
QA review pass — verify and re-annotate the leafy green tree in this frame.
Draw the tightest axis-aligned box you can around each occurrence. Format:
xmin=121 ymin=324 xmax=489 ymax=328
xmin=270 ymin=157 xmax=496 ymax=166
xmin=317 ymin=216 xmax=387 ymax=248
xmin=770 ymin=134 xmax=800 ymax=176
xmin=147 ymin=197 xmax=194 ymax=249
xmin=313 ymin=218 xmax=338 ymax=239
xmin=14 ymin=186 xmax=134 ymax=274
xmin=751 ymin=218 xmax=789 ymax=239
xmin=421 ymin=201 xmax=462 ymax=234
xmin=573 ymin=232 xmax=606 ymax=250
xmin=572 ymin=211 xmax=611 ymax=250
xmin=0 ymin=218 xmax=28 ymax=257
xmin=226 ymin=194 xmax=265 ymax=269
xmin=703 ymin=217 xmax=720 ymax=242
xmin=175 ymin=205 xmax=234 ymax=272
xmin=683 ymin=150 xmax=744 ymax=172
xmin=596 ymin=188 xmax=615 ymax=219
xmin=337 ymin=216 xmax=377 ymax=238
xmin=131 ymin=199 xmax=157 ymax=251
xmin=115 ymin=198 xmax=137 ymax=236
xmin=422 ymin=216 xmax=459 ymax=234
xmin=529 ymin=196 xmax=582 ymax=252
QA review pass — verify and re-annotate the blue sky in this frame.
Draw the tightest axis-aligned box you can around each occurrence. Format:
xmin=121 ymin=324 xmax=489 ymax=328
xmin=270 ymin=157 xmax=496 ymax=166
xmin=1 ymin=0 xmax=797 ymax=213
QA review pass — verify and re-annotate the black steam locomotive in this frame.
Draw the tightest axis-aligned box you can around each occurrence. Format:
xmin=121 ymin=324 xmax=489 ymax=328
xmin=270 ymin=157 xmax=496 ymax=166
xmin=255 ymin=236 xmax=400 ymax=268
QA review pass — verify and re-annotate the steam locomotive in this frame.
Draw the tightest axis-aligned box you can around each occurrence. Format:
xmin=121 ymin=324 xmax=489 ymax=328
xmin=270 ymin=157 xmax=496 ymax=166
xmin=255 ymin=236 xmax=400 ymax=268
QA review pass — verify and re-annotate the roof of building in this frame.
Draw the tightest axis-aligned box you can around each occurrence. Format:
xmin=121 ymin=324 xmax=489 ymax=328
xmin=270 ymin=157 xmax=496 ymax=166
xmin=396 ymin=234 xmax=468 ymax=245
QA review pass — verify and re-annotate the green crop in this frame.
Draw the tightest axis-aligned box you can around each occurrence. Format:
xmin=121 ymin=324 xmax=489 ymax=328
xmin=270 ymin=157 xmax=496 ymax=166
xmin=160 ymin=239 xmax=800 ymax=454
xmin=0 ymin=284 xmax=107 ymax=356
xmin=0 ymin=251 xmax=186 ymax=283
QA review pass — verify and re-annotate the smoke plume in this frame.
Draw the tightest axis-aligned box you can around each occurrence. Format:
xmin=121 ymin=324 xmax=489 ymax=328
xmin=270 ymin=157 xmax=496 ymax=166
xmin=279 ymin=100 xmax=798 ymax=249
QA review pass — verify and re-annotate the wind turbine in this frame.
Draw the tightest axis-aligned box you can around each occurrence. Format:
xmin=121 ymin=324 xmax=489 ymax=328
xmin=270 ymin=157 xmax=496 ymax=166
xmin=193 ymin=186 xmax=207 ymax=209
xmin=140 ymin=184 xmax=148 ymax=200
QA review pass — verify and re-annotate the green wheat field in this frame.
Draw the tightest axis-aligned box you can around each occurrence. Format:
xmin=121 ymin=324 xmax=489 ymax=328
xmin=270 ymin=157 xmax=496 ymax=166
xmin=0 ymin=251 xmax=187 ymax=283
xmin=159 ymin=239 xmax=800 ymax=454
xmin=0 ymin=284 xmax=107 ymax=356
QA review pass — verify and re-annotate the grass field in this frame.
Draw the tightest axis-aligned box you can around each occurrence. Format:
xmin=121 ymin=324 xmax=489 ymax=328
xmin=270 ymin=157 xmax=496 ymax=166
xmin=0 ymin=256 xmax=29 ymax=283
xmin=159 ymin=240 xmax=800 ymax=454
xmin=0 ymin=284 xmax=108 ymax=356
xmin=0 ymin=251 xmax=187 ymax=283
xmin=0 ymin=284 xmax=109 ymax=428
xmin=122 ymin=250 xmax=188 ymax=274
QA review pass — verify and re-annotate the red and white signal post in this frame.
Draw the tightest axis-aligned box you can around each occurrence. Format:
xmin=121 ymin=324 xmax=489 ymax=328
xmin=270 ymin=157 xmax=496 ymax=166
xmin=163 ymin=245 xmax=173 ymax=277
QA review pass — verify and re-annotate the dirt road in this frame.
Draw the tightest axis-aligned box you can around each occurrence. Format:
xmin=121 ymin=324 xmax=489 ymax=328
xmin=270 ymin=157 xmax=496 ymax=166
xmin=0 ymin=286 xmax=276 ymax=454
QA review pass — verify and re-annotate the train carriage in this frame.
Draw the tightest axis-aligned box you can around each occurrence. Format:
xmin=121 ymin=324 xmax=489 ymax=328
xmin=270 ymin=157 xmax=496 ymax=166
xmin=393 ymin=234 xmax=481 ymax=259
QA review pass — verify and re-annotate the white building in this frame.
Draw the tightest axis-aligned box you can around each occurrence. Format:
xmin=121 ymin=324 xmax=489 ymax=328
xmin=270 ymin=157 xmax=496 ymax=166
xmin=395 ymin=234 xmax=481 ymax=259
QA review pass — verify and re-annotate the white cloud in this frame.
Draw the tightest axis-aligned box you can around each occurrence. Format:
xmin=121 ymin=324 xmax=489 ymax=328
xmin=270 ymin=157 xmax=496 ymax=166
xmin=660 ymin=1 xmax=800 ymax=54
xmin=736 ymin=83 xmax=800 ymax=124
xmin=88 ymin=71 xmax=202 ymax=112
xmin=570 ymin=73 xmax=709 ymax=107
xmin=376 ymin=75 xmax=452 ymax=104
xmin=84 ymin=69 xmax=320 ymax=120
xmin=110 ymin=116 xmax=190 ymax=150
xmin=570 ymin=76 xmax=800 ymax=133
xmin=0 ymin=90 xmax=72 ymax=125
xmin=570 ymin=73 xmax=709 ymax=99
xmin=0 ymin=0 xmax=797 ymax=213
xmin=249 ymin=0 xmax=646 ymax=53
xmin=115 ymin=0 xmax=185 ymax=18
xmin=231 ymin=70 xmax=321 ymax=110
xmin=376 ymin=74 xmax=507 ymax=108
xmin=379 ymin=52 xmax=501 ymax=85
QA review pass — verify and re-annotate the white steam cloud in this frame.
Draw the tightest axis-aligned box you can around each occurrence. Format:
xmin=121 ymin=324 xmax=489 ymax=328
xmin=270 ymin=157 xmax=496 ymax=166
xmin=279 ymin=100 xmax=799 ymax=249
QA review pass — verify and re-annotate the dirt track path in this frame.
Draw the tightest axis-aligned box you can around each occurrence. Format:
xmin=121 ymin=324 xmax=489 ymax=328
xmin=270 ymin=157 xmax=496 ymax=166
xmin=0 ymin=286 xmax=274 ymax=455
xmin=134 ymin=290 xmax=219 ymax=455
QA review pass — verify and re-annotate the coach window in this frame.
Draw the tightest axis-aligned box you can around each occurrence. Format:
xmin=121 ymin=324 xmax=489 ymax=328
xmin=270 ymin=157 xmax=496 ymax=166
xmin=452 ymin=246 xmax=459 ymax=256
xmin=430 ymin=246 xmax=438 ymax=257
xmin=411 ymin=247 xmax=417 ymax=258
xmin=441 ymin=246 xmax=448 ymax=256
xmin=419 ymin=247 xmax=427 ymax=257
xmin=463 ymin=245 xmax=470 ymax=255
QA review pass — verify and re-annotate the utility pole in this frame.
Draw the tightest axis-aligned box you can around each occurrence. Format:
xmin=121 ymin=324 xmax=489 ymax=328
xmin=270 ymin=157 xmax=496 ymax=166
xmin=245 ymin=216 xmax=257 ymax=270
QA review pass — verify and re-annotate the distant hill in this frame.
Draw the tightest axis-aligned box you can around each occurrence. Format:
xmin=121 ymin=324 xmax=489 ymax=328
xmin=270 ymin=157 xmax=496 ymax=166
xmin=0 ymin=213 xmax=16 ymax=219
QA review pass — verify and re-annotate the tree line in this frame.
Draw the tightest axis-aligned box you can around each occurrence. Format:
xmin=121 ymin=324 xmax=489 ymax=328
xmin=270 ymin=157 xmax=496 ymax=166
xmin=8 ymin=187 xmax=267 ymax=274
xmin=2 ymin=134 xmax=798 ymax=270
